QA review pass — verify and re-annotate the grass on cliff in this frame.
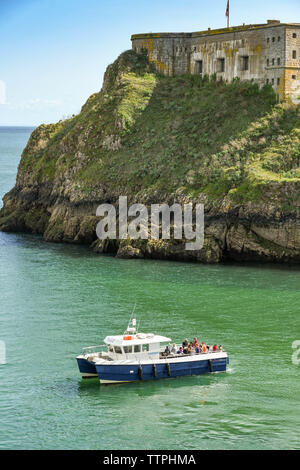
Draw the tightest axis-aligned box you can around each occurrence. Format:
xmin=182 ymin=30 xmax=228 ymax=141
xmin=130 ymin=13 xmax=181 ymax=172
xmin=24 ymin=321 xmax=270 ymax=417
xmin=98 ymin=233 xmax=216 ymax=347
xmin=18 ymin=49 xmax=300 ymax=205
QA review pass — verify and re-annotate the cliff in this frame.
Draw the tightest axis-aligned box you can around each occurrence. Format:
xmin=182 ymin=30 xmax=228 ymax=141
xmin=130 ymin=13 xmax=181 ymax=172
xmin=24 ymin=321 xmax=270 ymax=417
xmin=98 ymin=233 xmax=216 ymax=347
xmin=0 ymin=50 xmax=299 ymax=263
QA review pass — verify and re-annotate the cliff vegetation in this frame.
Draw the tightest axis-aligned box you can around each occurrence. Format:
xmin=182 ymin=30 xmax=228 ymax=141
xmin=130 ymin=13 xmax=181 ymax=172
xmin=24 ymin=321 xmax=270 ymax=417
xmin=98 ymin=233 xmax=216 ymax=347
xmin=0 ymin=50 xmax=299 ymax=263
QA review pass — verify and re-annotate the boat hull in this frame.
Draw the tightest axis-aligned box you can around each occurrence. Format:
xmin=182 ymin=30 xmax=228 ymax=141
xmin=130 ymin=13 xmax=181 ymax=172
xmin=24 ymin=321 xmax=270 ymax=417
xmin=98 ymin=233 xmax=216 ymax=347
xmin=76 ymin=357 xmax=98 ymax=378
xmin=95 ymin=355 xmax=228 ymax=384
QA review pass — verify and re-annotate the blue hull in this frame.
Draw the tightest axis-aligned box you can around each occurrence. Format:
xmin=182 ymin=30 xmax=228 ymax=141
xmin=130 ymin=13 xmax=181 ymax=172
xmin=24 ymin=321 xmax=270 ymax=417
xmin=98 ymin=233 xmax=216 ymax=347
xmin=95 ymin=357 xmax=228 ymax=383
xmin=77 ymin=358 xmax=97 ymax=378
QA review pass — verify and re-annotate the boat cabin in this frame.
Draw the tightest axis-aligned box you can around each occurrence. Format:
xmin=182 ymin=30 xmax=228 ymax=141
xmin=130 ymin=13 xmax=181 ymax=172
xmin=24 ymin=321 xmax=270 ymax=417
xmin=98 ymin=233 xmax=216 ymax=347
xmin=104 ymin=333 xmax=171 ymax=360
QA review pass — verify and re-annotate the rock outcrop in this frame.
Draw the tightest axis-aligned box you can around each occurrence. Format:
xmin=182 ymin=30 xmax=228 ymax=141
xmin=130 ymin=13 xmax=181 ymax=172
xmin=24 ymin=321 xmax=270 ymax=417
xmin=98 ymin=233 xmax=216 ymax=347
xmin=0 ymin=50 xmax=299 ymax=263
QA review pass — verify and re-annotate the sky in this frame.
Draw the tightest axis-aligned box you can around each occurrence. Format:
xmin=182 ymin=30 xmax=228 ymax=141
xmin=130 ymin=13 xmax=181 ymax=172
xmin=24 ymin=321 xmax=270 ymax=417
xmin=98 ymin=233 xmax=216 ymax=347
xmin=1 ymin=0 xmax=300 ymax=126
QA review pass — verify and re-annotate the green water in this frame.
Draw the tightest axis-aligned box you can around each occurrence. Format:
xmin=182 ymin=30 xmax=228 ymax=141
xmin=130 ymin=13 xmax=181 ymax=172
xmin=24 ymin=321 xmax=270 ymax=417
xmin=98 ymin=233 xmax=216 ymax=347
xmin=0 ymin=128 xmax=300 ymax=450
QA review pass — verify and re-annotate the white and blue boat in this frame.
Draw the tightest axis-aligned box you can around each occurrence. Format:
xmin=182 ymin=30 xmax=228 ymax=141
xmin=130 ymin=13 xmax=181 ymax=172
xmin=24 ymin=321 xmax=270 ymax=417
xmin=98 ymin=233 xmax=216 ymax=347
xmin=76 ymin=318 xmax=229 ymax=384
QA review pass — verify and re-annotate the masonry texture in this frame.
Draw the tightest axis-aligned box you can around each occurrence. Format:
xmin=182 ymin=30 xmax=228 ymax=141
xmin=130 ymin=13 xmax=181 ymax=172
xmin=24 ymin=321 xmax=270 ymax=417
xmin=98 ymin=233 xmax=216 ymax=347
xmin=131 ymin=20 xmax=300 ymax=102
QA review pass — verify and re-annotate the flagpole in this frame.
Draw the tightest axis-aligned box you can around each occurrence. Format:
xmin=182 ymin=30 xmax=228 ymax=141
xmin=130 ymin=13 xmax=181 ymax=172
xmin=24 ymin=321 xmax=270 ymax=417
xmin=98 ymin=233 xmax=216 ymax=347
xmin=226 ymin=0 xmax=229 ymax=28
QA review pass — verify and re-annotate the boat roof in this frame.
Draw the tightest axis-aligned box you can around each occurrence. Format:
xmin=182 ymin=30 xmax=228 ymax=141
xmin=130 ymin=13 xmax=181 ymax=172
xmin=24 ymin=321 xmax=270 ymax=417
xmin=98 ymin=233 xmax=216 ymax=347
xmin=104 ymin=333 xmax=171 ymax=347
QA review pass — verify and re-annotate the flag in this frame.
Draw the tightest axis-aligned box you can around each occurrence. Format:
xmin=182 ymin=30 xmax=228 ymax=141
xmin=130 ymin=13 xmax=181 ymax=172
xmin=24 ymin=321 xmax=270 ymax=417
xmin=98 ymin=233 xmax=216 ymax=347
xmin=226 ymin=0 xmax=229 ymax=18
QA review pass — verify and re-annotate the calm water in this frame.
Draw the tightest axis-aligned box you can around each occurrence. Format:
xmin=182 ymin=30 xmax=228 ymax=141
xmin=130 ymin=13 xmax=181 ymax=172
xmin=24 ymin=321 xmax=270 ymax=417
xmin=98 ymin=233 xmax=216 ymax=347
xmin=0 ymin=127 xmax=299 ymax=450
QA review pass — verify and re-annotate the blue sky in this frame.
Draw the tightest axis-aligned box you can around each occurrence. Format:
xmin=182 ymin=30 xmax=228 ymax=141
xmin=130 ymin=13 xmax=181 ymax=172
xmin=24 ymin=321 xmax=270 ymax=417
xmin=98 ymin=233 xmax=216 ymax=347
xmin=1 ymin=0 xmax=300 ymax=126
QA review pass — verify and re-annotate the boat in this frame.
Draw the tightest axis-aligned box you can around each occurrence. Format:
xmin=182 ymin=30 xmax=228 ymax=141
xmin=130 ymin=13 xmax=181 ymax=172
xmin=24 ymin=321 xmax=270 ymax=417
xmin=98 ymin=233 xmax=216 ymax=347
xmin=76 ymin=318 xmax=229 ymax=384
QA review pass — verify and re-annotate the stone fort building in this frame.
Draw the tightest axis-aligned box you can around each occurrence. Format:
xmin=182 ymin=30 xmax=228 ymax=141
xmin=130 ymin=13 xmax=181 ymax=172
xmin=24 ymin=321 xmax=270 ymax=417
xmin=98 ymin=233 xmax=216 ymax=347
xmin=131 ymin=20 xmax=300 ymax=102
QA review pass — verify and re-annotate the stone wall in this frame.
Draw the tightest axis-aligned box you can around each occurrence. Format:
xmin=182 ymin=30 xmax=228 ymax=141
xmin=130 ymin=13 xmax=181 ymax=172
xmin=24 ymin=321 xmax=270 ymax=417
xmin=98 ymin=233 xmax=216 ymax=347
xmin=284 ymin=26 xmax=300 ymax=102
xmin=131 ymin=22 xmax=300 ymax=102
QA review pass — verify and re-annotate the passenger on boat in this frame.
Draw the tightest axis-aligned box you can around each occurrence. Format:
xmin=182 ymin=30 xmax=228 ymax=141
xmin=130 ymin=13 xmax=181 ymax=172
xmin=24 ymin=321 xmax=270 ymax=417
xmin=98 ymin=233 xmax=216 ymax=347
xmin=195 ymin=344 xmax=200 ymax=354
xmin=219 ymin=345 xmax=223 ymax=351
xmin=194 ymin=337 xmax=199 ymax=347
xmin=212 ymin=344 xmax=218 ymax=352
xmin=182 ymin=338 xmax=188 ymax=348
xmin=177 ymin=347 xmax=183 ymax=354
xmin=164 ymin=345 xmax=170 ymax=356
xmin=171 ymin=343 xmax=177 ymax=354
xmin=201 ymin=342 xmax=207 ymax=353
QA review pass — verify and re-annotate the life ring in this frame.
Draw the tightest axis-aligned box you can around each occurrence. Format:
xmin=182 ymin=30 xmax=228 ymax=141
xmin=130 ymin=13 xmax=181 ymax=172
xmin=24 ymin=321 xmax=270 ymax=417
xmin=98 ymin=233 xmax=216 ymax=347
xmin=123 ymin=335 xmax=134 ymax=340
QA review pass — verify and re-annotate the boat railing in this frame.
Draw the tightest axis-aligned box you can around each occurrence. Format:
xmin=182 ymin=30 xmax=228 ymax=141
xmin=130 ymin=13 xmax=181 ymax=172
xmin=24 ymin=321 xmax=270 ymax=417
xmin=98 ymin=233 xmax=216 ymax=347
xmin=82 ymin=345 xmax=107 ymax=355
xmin=159 ymin=349 xmax=224 ymax=359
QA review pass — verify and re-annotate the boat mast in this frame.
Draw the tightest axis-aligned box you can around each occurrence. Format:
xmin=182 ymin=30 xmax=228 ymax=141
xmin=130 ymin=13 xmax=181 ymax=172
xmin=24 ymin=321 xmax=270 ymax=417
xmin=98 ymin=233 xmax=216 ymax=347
xmin=124 ymin=303 xmax=137 ymax=335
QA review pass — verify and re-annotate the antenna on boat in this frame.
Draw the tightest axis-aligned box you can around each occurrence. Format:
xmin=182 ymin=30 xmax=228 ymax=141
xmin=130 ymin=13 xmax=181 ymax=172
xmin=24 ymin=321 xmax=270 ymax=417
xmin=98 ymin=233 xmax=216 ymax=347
xmin=124 ymin=303 xmax=137 ymax=335
xmin=131 ymin=303 xmax=136 ymax=319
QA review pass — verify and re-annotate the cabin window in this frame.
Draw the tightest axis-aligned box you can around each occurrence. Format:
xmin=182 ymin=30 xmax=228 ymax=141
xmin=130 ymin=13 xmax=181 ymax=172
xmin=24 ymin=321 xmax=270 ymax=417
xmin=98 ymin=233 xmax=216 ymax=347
xmin=108 ymin=346 xmax=114 ymax=353
xmin=134 ymin=344 xmax=141 ymax=353
xmin=292 ymin=50 xmax=297 ymax=59
xmin=217 ymin=58 xmax=225 ymax=72
xmin=124 ymin=345 xmax=132 ymax=354
xmin=114 ymin=346 xmax=122 ymax=354
xmin=142 ymin=344 xmax=149 ymax=352
xmin=195 ymin=60 xmax=203 ymax=74
xmin=242 ymin=56 xmax=249 ymax=71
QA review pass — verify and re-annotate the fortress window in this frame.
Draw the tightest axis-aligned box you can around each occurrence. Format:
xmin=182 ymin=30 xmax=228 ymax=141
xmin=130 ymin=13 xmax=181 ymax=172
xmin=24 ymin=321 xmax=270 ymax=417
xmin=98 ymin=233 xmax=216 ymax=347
xmin=272 ymin=58 xmax=275 ymax=66
xmin=292 ymin=50 xmax=297 ymax=59
xmin=292 ymin=75 xmax=296 ymax=79
xmin=217 ymin=58 xmax=225 ymax=72
xmin=272 ymin=78 xmax=274 ymax=85
xmin=293 ymin=33 xmax=297 ymax=38
xmin=277 ymin=78 xmax=280 ymax=85
xmin=278 ymin=36 xmax=281 ymax=41
xmin=266 ymin=78 xmax=269 ymax=84
xmin=242 ymin=56 xmax=249 ymax=71
xmin=267 ymin=38 xmax=270 ymax=43
xmin=267 ymin=59 xmax=269 ymax=66
xmin=277 ymin=58 xmax=281 ymax=65
xmin=195 ymin=60 xmax=203 ymax=74
xmin=272 ymin=37 xmax=275 ymax=42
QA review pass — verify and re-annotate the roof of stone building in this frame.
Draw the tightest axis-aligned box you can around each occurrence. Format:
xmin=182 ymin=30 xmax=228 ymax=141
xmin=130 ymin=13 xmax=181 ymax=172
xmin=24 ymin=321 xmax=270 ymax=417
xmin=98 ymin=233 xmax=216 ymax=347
xmin=131 ymin=21 xmax=300 ymax=40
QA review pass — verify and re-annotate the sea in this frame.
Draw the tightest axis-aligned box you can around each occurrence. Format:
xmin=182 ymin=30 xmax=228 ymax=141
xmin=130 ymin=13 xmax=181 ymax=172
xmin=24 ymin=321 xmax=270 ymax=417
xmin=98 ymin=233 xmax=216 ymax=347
xmin=0 ymin=126 xmax=299 ymax=450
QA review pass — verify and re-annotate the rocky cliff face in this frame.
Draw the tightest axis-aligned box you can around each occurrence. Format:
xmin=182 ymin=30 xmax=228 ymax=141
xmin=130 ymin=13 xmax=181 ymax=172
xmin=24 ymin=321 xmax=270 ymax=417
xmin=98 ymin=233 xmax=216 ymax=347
xmin=0 ymin=50 xmax=299 ymax=263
